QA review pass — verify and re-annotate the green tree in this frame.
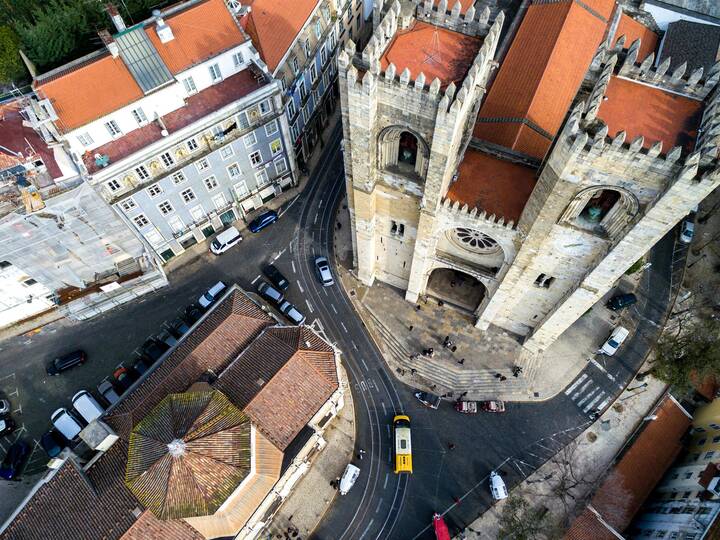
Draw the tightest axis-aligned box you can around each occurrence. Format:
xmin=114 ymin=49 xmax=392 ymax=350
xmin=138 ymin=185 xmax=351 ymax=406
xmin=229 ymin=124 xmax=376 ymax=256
xmin=0 ymin=26 xmax=25 ymax=83
xmin=652 ymin=318 xmax=720 ymax=394
xmin=498 ymin=496 xmax=549 ymax=540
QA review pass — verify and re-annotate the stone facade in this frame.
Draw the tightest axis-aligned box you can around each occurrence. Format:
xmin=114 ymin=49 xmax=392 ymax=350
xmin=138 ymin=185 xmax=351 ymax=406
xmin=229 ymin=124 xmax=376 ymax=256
xmin=341 ymin=0 xmax=720 ymax=353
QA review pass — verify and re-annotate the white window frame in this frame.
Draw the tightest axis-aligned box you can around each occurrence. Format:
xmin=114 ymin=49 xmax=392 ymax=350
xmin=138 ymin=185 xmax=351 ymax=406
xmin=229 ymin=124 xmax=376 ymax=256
xmin=144 ymin=228 xmax=165 ymax=248
xmin=264 ymin=119 xmax=279 ymax=137
xmin=186 ymin=138 xmax=199 ymax=152
xmin=219 ymin=144 xmax=235 ymax=160
xmin=168 ymin=215 xmax=185 ymax=233
xmin=270 ymin=138 xmax=282 ymax=156
xmin=133 ymin=214 xmax=150 ymax=228
xmin=303 ymin=39 xmax=311 ymax=59
xmin=209 ymin=63 xmax=222 ymax=82
xmin=107 ymin=179 xmax=122 ymax=192
xmin=182 ymin=76 xmax=197 ymax=94
xmin=212 ymin=193 xmax=227 ymax=210
xmin=298 ymin=79 xmax=307 ymax=100
xmin=243 ymin=132 xmax=257 ymax=148
xmin=189 ymin=205 xmax=206 ymax=222
xmin=131 ymin=107 xmax=148 ymax=125
xmin=255 ymin=169 xmax=270 ymax=187
xmin=315 ymin=20 xmax=322 ymax=39
xmin=259 ymin=99 xmax=272 ymax=115
xmin=227 ymin=163 xmax=242 ymax=179
xmin=291 ymin=57 xmax=299 ymax=74
xmin=232 ymin=51 xmax=244 ymax=67
xmin=180 ymin=188 xmax=196 ymax=204
xmin=203 ymin=175 xmax=219 ymax=191
xmin=120 ymin=197 xmax=136 ymax=212
xmin=77 ymin=132 xmax=94 ymax=146
xmin=195 ymin=158 xmax=210 ymax=172
xmin=274 ymin=157 xmax=288 ymax=175
xmin=320 ymin=44 xmax=327 ymax=65
xmin=135 ymin=165 xmax=150 ymax=180
xmin=329 ymin=29 xmax=336 ymax=49
xmin=171 ymin=171 xmax=186 ymax=185
xmin=146 ymin=184 xmax=162 ymax=198
xmin=233 ymin=180 xmax=249 ymax=198
xmin=105 ymin=120 xmax=121 ymax=137
xmin=249 ymin=150 xmax=263 ymax=167
xmin=157 ymin=200 xmax=174 ymax=215
xmin=160 ymin=152 xmax=174 ymax=168
xmin=310 ymin=63 xmax=318 ymax=83
xmin=286 ymin=99 xmax=297 ymax=118
xmin=291 ymin=122 xmax=300 ymax=141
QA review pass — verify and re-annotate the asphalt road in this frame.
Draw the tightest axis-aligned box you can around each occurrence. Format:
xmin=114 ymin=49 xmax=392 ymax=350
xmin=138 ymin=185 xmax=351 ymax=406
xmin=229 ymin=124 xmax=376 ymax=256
xmin=0 ymin=123 xmax=678 ymax=538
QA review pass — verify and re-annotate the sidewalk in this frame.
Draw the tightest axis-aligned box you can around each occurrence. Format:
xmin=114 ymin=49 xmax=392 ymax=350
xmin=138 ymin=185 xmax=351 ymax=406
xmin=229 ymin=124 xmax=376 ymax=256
xmin=333 ymin=194 xmax=645 ymax=401
xmin=264 ymin=365 xmax=356 ymax=538
xmin=459 ymin=373 xmax=669 ymax=539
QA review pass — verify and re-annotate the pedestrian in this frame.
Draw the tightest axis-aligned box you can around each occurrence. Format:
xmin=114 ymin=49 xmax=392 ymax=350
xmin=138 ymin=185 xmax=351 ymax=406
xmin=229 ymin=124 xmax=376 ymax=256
xmin=409 ymin=325 xmax=414 ymax=332
xmin=411 ymin=368 xmax=417 ymax=375
xmin=416 ymin=305 xmax=422 ymax=311
xmin=451 ymin=345 xmax=457 ymax=353
xmin=428 ymin=348 xmax=434 ymax=357
xmin=448 ymin=442 xmax=456 ymax=450
xmin=438 ymin=300 xmax=444 ymax=307
xmin=450 ymin=280 xmax=456 ymax=288
xmin=443 ymin=336 xmax=450 ymax=347
xmin=430 ymin=384 xmax=437 ymax=390
xmin=458 ymin=358 xmax=465 ymax=365
xmin=495 ymin=373 xmax=502 ymax=379
xmin=358 ymin=449 xmax=366 ymax=460
xmin=461 ymin=391 xmax=468 ymax=397
xmin=500 ymin=375 xmax=507 ymax=381
xmin=422 ymin=348 xmax=428 ymax=356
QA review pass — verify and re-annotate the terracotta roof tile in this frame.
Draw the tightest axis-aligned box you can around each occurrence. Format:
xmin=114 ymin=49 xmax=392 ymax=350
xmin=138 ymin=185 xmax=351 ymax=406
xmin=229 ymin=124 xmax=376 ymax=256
xmin=380 ymin=21 xmax=482 ymax=88
xmin=448 ymin=149 xmax=537 ymax=223
xmin=566 ymin=396 xmax=691 ymax=537
xmin=564 ymin=507 xmax=618 ymax=540
xmin=121 ymin=510 xmax=204 ymax=540
xmin=614 ymin=12 xmax=658 ymax=59
xmin=245 ymin=0 xmax=318 ymax=72
xmin=148 ymin=0 xmax=245 ymax=74
xmin=596 ymin=76 xmax=703 ymax=153
xmin=474 ymin=0 xmax=614 ymax=159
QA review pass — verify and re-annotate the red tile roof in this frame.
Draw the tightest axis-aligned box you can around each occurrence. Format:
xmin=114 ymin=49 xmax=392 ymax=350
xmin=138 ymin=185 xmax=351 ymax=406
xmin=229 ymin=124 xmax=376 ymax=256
xmin=148 ymin=0 xmax=246 ymax=74
xmin=379 ymin=21 xmax=482 ymax=88
xmin=614 ymin=12 xmax=659 ymax=60
xmin=121 ymin=510 xmax=204 ymax=540
xmin=564 ymin=508 xmax=618 ymax=540
xmin=245 ymin=0 xmax=318 ymax=73
xmin=565 ymin=396 xmax=691 ymax=537
xmin=83 ymin=70 xmax=266 ymax=174
xmin=596 ymin=76 xmax=703 ymax=153
xmin=34 ymin=0 xmax=245 ymax=132
xmin=474 ymin=0 xmax=615 ymax=159
xmin=447 ymin=149 xmax=537 ymax=223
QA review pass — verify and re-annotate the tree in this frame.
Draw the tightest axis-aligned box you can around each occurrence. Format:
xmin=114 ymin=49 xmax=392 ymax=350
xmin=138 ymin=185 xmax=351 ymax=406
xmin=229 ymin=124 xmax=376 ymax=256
xmin=498 ymin=496 xmax=549 ymax=540
xmin=652 ymin=317 xmax=720 ymax=394
xmin=0 ymin=26 xmax=25 ymax=84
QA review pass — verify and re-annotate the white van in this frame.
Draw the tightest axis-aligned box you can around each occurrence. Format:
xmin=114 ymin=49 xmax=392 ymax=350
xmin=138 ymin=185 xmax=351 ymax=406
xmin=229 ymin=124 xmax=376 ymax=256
xmin=71 ymin=390 xmax=105 ymax=423
xmin=599 ymin=326 xmax=630 ymax=356
xmin=490 ymin=471 xmax=508 ymax=501
xmin=51 ymin=408 xmax=83 ymax=441
xmin=210 ymin=226 xmax=242 ymax=255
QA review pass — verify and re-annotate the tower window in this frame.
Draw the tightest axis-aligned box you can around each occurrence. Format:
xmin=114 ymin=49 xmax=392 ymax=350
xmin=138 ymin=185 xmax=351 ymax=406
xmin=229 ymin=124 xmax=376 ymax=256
xmin=390 ymin=221 xmax=404 ymax=237
xmin=534 ymin=274 xmax=555 ymax=288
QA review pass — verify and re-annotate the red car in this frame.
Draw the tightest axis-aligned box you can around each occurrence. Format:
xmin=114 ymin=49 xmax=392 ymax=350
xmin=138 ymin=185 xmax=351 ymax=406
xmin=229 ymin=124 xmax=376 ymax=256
xmin=433 ymin=513 xmax=450 ymax=540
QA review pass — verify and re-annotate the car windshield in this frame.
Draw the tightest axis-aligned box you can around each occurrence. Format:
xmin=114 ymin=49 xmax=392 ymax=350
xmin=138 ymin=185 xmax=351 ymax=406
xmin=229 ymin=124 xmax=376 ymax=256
xmin=608 ymin=339 xmax=619 ymax=348
xmin=211 ymin=240 xmax=221 ymax=248
xmin=203 ymin=292 xmax=214 ymax=301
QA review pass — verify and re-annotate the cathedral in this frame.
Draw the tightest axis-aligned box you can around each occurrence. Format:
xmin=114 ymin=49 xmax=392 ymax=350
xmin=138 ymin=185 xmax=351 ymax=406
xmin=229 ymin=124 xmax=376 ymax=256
xmin=338 ymin=0 xmax=720 ymax=353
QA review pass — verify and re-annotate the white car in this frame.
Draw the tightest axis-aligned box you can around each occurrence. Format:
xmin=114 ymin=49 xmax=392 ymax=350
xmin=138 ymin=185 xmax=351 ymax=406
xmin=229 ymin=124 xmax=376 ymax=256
xmin=198 ymin=281 xmax=227 ymax=309
xmin=679 ymin=221 xmax=695 ymax=244
xmin=315 ymin=256 xmax=334 ymax=286
xmin=210 ymin=226 xmax=242 ymax=255
xmin=490 ymin=471 xmax=508 ymax=501
xmin=339 ymin=463 xmax=360 ymax=495
xmin=599 ymin=326 xmax=630 ymax=356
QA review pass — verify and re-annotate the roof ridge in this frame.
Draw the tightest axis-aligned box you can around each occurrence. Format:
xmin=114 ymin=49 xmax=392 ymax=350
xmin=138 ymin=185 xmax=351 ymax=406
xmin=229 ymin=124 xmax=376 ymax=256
xmin=297 ymin=348 xmax=336 ymax=387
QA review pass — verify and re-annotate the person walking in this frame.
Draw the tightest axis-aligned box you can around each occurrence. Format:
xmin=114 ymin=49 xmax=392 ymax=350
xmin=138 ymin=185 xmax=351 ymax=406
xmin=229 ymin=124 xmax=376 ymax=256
xmin=448 ymin=442 xmax=456 ymax=450
xmin=500 ymin=375 xmax=507 ymax=381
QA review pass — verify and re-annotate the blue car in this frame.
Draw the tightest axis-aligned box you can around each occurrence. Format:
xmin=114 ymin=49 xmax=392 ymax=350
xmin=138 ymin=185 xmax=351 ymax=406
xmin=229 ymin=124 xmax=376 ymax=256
xmin=0 ymin=441 xmax=30 ymax=480
xmin=248 ymin=210 xmax=278 ymax=233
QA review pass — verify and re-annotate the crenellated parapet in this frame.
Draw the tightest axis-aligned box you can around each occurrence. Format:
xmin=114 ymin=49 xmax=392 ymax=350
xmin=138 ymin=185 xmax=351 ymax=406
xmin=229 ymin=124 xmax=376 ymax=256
xmin=617 ymin=38 xmax=720 ymax=100
xmin=440 ymin=197 xmax=518 ymax=231
xmin=416 ymin=0 xmax=496 ymax=36
xmin=697 ymin=85 xmax=720 ymax=160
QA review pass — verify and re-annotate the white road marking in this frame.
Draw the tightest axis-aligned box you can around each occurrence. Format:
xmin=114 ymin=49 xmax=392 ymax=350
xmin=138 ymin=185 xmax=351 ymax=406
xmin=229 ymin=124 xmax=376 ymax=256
xmin=576 ymin=387 xmax=600 ymax=407
xmin=590 ymin=357 xmax=616 ymax=381
xmin=314 ymin=212 xmax=319 ymax=225
xmin=0 ymin=373 xmax=16 ymax=382
xmin=352 ymin=340 xmax=359 ymax=350
xmin=305 ymin=299 xmax=314 ymax=313
xmin=272 ymin=248 xmax=286 ymax=262
xmin=571 ymin=379 xmax=593 ymax=401
xmin=583 ymin=392 xmax=606 ymax=413
xmin=359 ymin=518 xmax=374 ymax=540
xmin=564 ymin=374 xmax=588 ymax=395
xmin=318 ymin=199 xmax=323 ymax=208
xmin=341 ymin=322 xmax=348 ymax=333
xmin=381 ymin=401 xmax=387 ymax=416
xmin=13 ymin=405 xmax=21 ymax=414
xmin=251 ymin=274 xmax=261 ymax=285
xmin=597 ymin=397 xmax=611 ymax=411
xmin=386 ymin=425 xmax=391 ymax=438
xmin=7 ymin=389 xmax=18 ymax=398
xmin=383 ymin=472 xmax=389 ymax=489
xmin=331 ymin=304 xmax=338 ymax=314
xmin=375 ymin=498 xmax=384 ymax=514
xmin=360 ymin=357 xmax=369 ymax=371
xmin=298 ymin=282 xmax=304 ymax=294
xmin=322 ymin=286 xmax=329 ymax=296
xmin=360 ymin=381 xmax=367 ymax=392
xmin=291 ymin=260 xmax=296 ymax=273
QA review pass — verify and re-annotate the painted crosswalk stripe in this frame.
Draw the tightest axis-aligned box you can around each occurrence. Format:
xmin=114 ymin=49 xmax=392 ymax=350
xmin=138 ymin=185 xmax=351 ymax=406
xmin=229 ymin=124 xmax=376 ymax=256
xmin=583 ymin=392 xmax=606 ymax=413
xmin=565 ymin=374 xmax=588 ymax=396
xmin=576 ymin=387 xmax=600 ymax=407
xmin=596 ymin=397 xmax=611 ymax=411
xmin=571 ymin=379 xmax=593 ymax=401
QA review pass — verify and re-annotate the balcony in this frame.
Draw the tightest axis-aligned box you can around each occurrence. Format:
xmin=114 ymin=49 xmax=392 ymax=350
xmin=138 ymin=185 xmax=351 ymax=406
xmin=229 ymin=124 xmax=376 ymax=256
xmin=434 ymin=250 xmax=501 ymax=280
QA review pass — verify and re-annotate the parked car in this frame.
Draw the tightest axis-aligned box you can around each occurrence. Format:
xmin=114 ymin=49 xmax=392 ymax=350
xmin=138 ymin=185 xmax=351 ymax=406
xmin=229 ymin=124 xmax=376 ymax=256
xmin=199 ymin=281 xmax=227 ymax=309
xmin=279 ymin=301 xmax=306 ymax=325
xmin=454 ymin=401 xmax=478 ymax=414
xmin=314 ymin=256 xmax=334 ymax=286
xmin=263 ymin=264 xmax=290 ymax=291
xmin=184 ymin=305 xmax=203 ymax=324
xmin=113 ymin=367 xmax=135 ymax=392
xmin=599 ymin=326 xmax=630 ymax=356
xmin=46 ymin=350 xmax=86 ymax=376
xmin=132 ymin=356 xmax=150 ymax=376
xmin=339 ymin=463 xmax=360 ymax=496
xmin=210 ymin=226 xmax=242 ymax=255
xmin=50 ymin=408 xmax=83 ymax=441
xmin=679 ymin=220 xmax=695 ymax=244
xmin=168 ymin=318 xmax=191 ymax=339
xmin=71 ymin=390 xmax=105 ymax=424
xmin=0 ymin=416 xmax=15 ymax=437
xmin=606 ymin=293 xmax=637 ymax=311
xmin=479 ymin=400 xmax=506 ymax=413
xmin=248 ymin=210 xmax=278 ymax=233
xmin=141 ymin=339 xmax=169 ymax=362
xmin=489 ymin=471 xmax=508 ymax=501
xmin=0 ymin=441 xmax=30 ymax=480
xmin=40 ymin=429 xmax=66 ymax=458
xmin=414 ymin=391 xmax=441 ymax=409
xmin=97 ymin=379 xmax=120 ymax=406
xmin=257 ymin=281 xmax=284 ymax=305
xmin=0 ymin=399 xmax=10 ymax=416
xmin=155 ymin=330 xmax=178 ymax=348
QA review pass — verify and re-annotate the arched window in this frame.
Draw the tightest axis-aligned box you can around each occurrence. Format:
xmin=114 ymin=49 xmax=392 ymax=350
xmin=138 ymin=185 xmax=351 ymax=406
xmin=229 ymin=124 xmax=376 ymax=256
xmin=560 ymin=186 xmax=639 ymax=239
xmin=398 ymin=132 xmax=418 ymax=167
xmin=378 ymin=126 xmax=429 ymax=179
xmin=579 ymin=190 xmax=621 ymax=224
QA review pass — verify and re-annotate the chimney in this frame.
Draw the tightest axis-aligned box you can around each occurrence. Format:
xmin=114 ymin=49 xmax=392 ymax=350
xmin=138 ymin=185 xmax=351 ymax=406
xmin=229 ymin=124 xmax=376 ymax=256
xmin=98 ymin=30 xmax=119 ymax=58
xmin=153 ymin=9 xmax=175 ymax=44
xmin=105 ymin=3 xmax=126 ymax=32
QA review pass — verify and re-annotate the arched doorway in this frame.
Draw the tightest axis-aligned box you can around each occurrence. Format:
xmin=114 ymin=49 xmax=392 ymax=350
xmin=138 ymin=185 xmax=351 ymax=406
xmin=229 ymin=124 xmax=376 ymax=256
xmin=377 ymin=126 xmax=429 ymax=179
xmin=426 ymin=268 xmax=486 ymax=312
xmin=398 ymin=132 xmax=418 ymax=168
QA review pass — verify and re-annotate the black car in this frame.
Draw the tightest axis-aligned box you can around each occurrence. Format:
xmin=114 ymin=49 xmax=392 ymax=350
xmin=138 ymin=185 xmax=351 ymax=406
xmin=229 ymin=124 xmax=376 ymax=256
xmin=40 ymin=429 xmax=66 ymax=458
xmin=263 ymin=264 xmax=290 ymax=291
xmin=132 ymin=356 xmax=151 ymax=375
xmin=167 ymin=318 xmax=191 ymax=339
xmin=47 ymin=350 xmax=86 ymax=376
xmin=0 ymin=441 xmax=30 ymax=480
xmin=141 ymin=339 xmax=169 ymax=362
xmin=0 ymin=416 xmax=15 ymax=437
xmin=606 ymin=293 xmax=637 ymax=311
xmin=257 ymin=281 xmax=284 ymax=305
xmin=184 ymin=304 xmax=203 ymax=324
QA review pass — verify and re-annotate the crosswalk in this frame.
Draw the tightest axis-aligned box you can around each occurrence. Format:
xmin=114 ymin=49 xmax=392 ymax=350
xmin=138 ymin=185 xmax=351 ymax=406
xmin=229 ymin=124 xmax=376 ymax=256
xmin=564 ymin=373 xmax=612 ymax=415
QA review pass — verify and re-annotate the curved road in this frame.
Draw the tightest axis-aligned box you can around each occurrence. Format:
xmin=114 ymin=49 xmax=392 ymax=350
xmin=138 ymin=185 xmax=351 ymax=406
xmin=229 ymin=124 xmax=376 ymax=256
xmin=0 ymin=121 xmax=676 ymax=537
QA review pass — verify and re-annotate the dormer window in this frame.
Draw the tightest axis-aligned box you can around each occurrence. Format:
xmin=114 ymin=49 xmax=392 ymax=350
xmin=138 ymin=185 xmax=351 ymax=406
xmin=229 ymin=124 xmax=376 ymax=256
xmin=232 ymin=52 xmax=244 ymax=67
xmin=209 ymin=63 xmax=222 ymax=82
xmin=131 ymin=107 xmax=148 ymax=125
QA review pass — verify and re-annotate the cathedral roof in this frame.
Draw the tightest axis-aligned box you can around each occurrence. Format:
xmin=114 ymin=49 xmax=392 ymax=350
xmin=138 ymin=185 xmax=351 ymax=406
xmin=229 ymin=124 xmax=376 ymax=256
xmin=613 ymin=12 xmax=659 ymax=60
xmin=379 ymin=21 xmax=482 ymax=89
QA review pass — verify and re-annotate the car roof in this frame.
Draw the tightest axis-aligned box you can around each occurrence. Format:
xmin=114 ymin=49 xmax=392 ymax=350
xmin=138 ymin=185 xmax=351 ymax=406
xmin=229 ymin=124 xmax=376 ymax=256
xmin=215 ymin=226 xmax=241 ymax=243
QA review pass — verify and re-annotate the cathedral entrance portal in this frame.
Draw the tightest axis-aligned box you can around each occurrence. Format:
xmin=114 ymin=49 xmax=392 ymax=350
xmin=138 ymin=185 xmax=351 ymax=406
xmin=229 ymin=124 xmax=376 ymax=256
xmin=426 ymin=268 xmax=485 ymax=312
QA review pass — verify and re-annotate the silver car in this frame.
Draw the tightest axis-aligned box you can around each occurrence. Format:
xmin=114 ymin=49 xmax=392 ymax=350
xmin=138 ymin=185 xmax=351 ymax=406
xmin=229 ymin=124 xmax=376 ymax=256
xmin=314 ymin=256 xmax=334 ymax=287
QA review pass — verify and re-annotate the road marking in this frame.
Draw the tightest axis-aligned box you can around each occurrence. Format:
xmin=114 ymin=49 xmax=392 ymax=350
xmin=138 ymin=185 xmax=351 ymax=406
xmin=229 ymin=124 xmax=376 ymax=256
xmin=251 ymin=274 xmax=261 ymax=285
xmin=564 ymin=374 xmax=588 ymax=395
xmin=583 ymin=392 xmax=606 ymax=413
xmin=318 ymin=199 xmax=323 ymax=208
xmin=331 ymin=304 xmax=338 ymax=314
xmin=597 ymin=397 xmax=611 ymax=411
xmin=360 ymin=357 xmax=369 ymax=371
xmin=359 ymin=381 xmax=367 ymax=392
xmin=298 ymin=282 xmax=304 ymax=294
xmin=571 ymin=379 xmax=593 ymax=401
xmin=359 ymin=518 xmax=374 ymax=540
xmin=381 ymin=401 xmax=387 ymax=416
xmin=0 ymin=373 xmax=16 ymax=382
xmin=7 ymin=389 xmax=18 ymax=398
xmin=13 ymin=405 xmax=21 ymax=415
xmin=314 ymin=212 xmax=319 ymax=225
xmin=291 ymin=260 xmax=296 ymax=273
xmin=352 ymin=340 xmax=359 ymax=350
xmin=305 ymin=299 xmax=314 ymax=313
xmin=375 ymin=498 xmax=384 ymax=514
xmin=387 ymin=448 xmax=391 ymax=464
xmin=576 ymin=387 xmax=600 ymax=407
xmin=341 ymin=322 xmax=348 ymax=333
xmin=322 ymin=286 xmax=329 ymax=296
xmin=590 ymin=357 xmax=616 ymax=381
xmin=386 ymin=425 xmax=391 ymax=439
xmin=383 ymin=472 xmax=389 ymax=489
xmin=272 ymin=248 xmax=286 ymax=262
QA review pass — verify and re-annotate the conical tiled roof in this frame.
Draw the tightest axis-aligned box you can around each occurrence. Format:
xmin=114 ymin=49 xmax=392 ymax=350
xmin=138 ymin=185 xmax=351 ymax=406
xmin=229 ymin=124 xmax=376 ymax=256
xmin=125 ymin=391 xmax=251 ymax=520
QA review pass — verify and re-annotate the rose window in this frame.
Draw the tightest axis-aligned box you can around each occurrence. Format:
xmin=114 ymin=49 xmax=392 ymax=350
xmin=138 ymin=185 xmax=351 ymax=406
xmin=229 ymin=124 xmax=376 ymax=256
xmin=450 ymin=228 xmax=500 ymax=254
